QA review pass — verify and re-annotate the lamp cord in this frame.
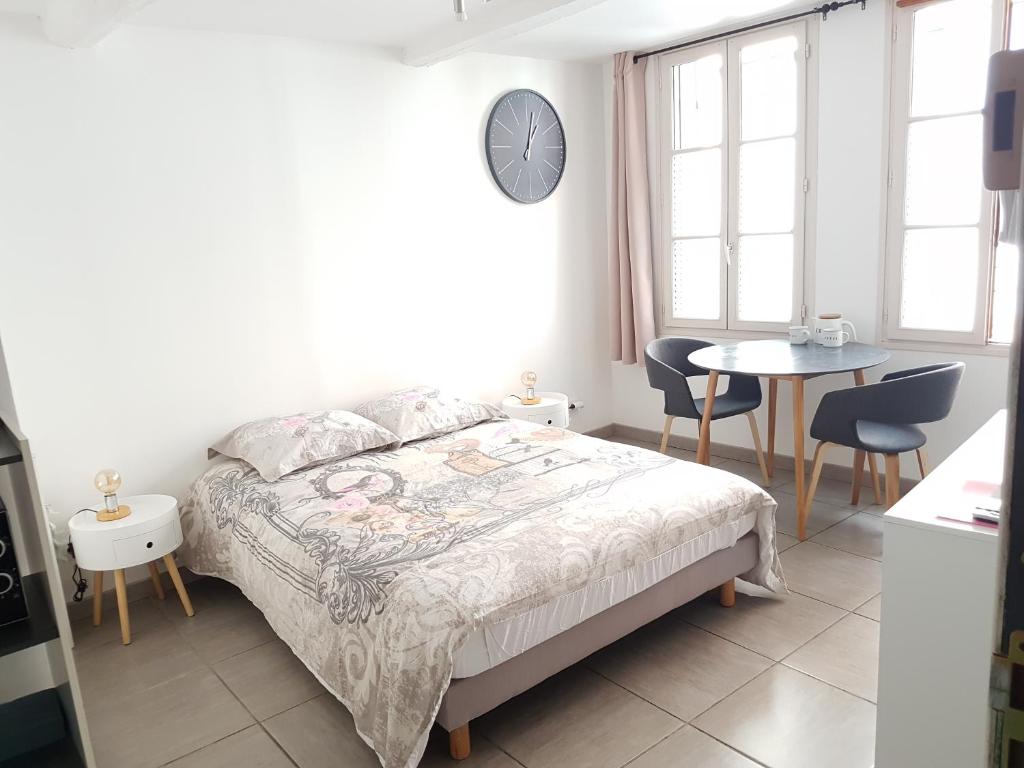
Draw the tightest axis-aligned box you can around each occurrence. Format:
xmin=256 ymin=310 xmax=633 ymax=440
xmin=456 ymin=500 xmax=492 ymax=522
xmin=67 ymin=507 xmax=97 ymax=602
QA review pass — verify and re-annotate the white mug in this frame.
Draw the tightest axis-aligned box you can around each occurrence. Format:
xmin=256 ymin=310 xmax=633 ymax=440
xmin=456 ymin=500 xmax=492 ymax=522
xmin=820 ymin=329 xmax=851 ymax=348
xmin=813 ymin=314 xmax=858 ymax=345
xmin=788 ymin=326 xmax=811 ymax=345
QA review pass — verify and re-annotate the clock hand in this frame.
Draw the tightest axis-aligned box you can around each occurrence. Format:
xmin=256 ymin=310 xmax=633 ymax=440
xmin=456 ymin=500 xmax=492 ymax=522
xmin=524 ymin=113 xmax=539 ymax=161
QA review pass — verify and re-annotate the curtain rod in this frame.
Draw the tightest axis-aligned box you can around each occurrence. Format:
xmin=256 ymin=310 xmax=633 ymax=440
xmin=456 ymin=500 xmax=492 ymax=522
xmin=632 ymin=0 xmax=868 ymax=63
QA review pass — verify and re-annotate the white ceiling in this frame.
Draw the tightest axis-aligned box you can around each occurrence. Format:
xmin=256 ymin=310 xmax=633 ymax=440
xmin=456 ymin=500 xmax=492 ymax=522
xmin=0 ymin=0 xmax=813 ymax=61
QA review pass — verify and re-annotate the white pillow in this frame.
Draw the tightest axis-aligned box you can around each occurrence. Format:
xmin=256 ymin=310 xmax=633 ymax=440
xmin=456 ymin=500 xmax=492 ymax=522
xmin=354 ymin=386 xmax=505 ymax=445
xmin=210 ymin=410 xmax=400 ymax=482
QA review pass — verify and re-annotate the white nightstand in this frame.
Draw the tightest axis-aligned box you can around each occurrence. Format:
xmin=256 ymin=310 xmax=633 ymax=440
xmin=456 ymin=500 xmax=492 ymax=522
xmin=69 ymin=494 xmax=194 ymax=645
xmin=500 ymin=391 xmax=570 ymax=428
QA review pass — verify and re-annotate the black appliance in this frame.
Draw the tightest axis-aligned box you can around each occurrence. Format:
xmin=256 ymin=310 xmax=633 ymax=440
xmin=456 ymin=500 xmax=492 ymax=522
xmin=0 ymin=499 xmax=29 ymax=627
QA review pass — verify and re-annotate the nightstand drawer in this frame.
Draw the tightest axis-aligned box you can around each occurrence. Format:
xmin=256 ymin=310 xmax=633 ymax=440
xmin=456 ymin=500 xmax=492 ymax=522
xmin=111 ymin=519 xmax=182 ymax=568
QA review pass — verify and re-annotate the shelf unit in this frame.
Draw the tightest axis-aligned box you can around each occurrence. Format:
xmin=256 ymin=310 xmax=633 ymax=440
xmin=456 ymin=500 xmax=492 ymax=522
xmin=0 ymin=415 xmax=94 ymax=767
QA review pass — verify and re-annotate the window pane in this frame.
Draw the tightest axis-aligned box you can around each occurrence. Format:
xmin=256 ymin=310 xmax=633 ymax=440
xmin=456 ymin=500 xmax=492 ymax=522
xmin=740 ymin=35 xmax=798 ymax=141
xmin=905 ymin=115 xmax=983 ymax=226
xmin=672 ymin=238 xmax=721 ymax=319
xmin=672 ymin=53 xmax=723 ymax=150
xmin=900 ymin=227 xmax=979 ymax=332
xmin=738 ymin=138 xmax=795 ymax=234
xmin=991 ymin=241 xmax=1019 ymax=343
xmin=672 ymin=149 xmax=721 ymax=237
xmin=910 ymin=0 xmax=992 ymax=118
xmin=737 ymin=234 xmax=793 ymax=322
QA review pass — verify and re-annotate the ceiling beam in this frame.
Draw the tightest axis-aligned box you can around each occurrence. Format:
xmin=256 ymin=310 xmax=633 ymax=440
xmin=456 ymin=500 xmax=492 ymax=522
xmin=402 ymin=0 xmax=607 ymax=67
xmin=42 ymin=0 xmax=154 ymax=48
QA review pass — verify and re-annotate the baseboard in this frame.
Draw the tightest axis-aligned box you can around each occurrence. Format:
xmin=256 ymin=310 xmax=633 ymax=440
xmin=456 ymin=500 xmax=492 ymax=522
xmin=583 ymin=424 xmax=616 ymax=439
xmin=65 ymin=567 xmax=205 ymax=623
xmin=609 ymin=423 xmax=918 ymax=494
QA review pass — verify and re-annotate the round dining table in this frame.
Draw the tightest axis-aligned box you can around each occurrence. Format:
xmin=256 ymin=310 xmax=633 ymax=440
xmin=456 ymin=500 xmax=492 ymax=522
xmin=688 ymin=340 xmax=891 ymax=530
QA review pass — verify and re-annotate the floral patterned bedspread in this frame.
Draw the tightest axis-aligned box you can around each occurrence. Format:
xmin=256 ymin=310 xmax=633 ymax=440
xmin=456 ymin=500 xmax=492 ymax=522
xmin=179 ymin=419 xmax=783 ymax=768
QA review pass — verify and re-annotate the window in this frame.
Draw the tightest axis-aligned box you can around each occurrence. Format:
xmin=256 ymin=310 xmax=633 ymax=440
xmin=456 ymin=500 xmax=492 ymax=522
xmin=659 ymin=22 xmax=810 ymax=332
xmin=884 ymin=0 xmax=1011 ymax=346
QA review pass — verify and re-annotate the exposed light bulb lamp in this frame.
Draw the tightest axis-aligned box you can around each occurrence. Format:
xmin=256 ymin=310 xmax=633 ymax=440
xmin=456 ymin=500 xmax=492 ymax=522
xmin=94 ymin=468 xmax=132 ymax=522
xmin=521 ymin=370 xmax=540 ymax=405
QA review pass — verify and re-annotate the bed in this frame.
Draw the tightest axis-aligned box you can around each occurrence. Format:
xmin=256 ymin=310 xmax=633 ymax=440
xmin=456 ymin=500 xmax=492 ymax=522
xmin=179 ymin=418 xmax=784 ymax=768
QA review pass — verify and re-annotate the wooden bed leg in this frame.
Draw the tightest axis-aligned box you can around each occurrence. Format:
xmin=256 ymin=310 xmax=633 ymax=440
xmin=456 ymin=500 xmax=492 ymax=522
xmin=719 ymin=579 xmax=736 ymax=607
xmin=449 ymin=724 xmax=471 ymax=760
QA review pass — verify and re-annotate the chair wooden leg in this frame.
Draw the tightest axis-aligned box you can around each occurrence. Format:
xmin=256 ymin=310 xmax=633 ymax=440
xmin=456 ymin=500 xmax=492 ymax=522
xmin=885 ymin=454 xmax=902 ymax=509
xmin=148 ymin=562 xmax=166 ymax=600
xmin=745 ymin=412 xmax=770 ymax=485
xmin=659 ymin=415 xmax=674 ymax=454
xmin=449 ymin=724 xmax=471 ymax=760
xmin=802 ymin=442 xmax=831 ymax=541
xmin=767 ymin=377 xmax=777 ymax=477
xmin=114 ymin=569 xmax=130 ymax=645
xmin=867 ymin=454 xmax=883 ymax=504
xmin=916 ymin=448 xmax=929 ymax=478
xmin=851 ymin=449 xmax=866 ymax=505
xmin=163 ymin=554 xmax=195 ymax=617
xmin=697 ymin=371 xmax=719 ymax=466
xmin=92 ymin=570 xmax=103 ymax=627
xmin=719 ymin=578 xmax=736 ymax=607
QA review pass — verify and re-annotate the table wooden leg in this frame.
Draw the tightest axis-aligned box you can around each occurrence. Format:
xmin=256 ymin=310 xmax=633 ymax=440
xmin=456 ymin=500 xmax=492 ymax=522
xmin=92 ymin=570 xmax=103 ymax=627
xmin=163 ymin=553 xmax=195 ymax=617
xmin=697 ymin=371 xmax=719 ymax=466
xmin=792 ymin=376 xmax=806 ymax=529
xmin=148 ymin=562 xmax=165 ymax=600
xmin=853 ymin=369 xmax=884 ymax=504
xmin=767 ymin=377 xmax=778 ymax=477
xmin=113 ymin=569 xmax=130 ymax=645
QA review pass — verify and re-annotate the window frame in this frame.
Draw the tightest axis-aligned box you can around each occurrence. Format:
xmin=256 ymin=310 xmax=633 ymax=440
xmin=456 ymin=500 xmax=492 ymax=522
xmin=657 ymin=20 xmax=815 ymax=336
xmin=881 ymin=0 xmax=1007 ymax=347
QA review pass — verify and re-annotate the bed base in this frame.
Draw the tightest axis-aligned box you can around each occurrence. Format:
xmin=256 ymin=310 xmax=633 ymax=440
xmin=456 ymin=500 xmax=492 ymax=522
xmin=437 ymin=532 xmax=759 ymax=760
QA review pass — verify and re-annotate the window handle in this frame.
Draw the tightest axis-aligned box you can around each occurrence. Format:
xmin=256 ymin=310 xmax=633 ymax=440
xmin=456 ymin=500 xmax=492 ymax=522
xmin=724 ymin=241 xmax=734 ymax=267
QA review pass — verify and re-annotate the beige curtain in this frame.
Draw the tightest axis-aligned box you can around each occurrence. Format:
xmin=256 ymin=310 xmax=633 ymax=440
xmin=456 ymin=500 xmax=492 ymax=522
xmin=609 ymin=52 xmax=656 ymax=366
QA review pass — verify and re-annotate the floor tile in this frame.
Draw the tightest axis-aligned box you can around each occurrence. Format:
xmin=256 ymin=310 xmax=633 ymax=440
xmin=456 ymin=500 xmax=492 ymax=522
xmin=716 ymin=458 xmax=789 ymax=489
xmin=588 ymin=617 xmax=772 ymax=720
xmin=164 ymin=726 xmax=294 ymax=767
xmin=779 ymin=472 xmax=863 ymax=508
xmin=627 ymin=725 xmax=759 ymax=768
xmin=773 ymin=490 xmax=854 ymax=538
xmin=780 ymin=541 xmax=882 ymax=610
xmin=776 ymin=532 xmax=800 ymax=552
xmin=88 ymin=667 xmax=254 ymax=768
xmin=214 ymin=639 xmax=325 ymax=720
xmin=478 ymin=666 xmax=680 ymax=768
xmin=693 ymin=665 xmax=876 ymax=768
xmin=783 ymin=613 xmax=880 ymax=702
xmin=679 ymin=582 xmax=846 ymax=661
xmin=264 ymin=693 xmax=379 ymax=768
xmin=418 ymin=727 xmax=522 ymax=768
xmin=75 ymin=618 xmax=203 ymax=701
xmin=162 ymin=578 xmax=278 ymax=664
xmin=71 ymin=594 xmax=169 ymax=651
xmin=812 ymin=512 xmax=884 ymax=560
xmin=854 ymin=593 xmax=882 ymax=621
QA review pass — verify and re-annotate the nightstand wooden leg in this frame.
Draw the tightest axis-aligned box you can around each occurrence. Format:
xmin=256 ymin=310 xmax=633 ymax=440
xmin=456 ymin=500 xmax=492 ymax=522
xmin=163 ymin=554 xmax=195 ymax=617
xmin=113 ymin=569 xmax=130 ymax=645
xmin=148 ymin=562 xmax=165 ymax=600
xmin=92 ymin=571 xmax=103 ymax=627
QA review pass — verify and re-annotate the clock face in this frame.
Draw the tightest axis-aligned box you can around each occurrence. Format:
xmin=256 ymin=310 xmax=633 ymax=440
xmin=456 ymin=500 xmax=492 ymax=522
xmin=485 ymin=89 xmax=566 ymax=204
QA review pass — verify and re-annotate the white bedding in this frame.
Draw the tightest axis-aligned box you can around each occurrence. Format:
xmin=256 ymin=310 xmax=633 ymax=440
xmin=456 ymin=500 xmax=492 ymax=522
xmin=452 ymin=509 xmax=758 ymax=677
xmin=180 ymin=419 xmax=784 ymax=768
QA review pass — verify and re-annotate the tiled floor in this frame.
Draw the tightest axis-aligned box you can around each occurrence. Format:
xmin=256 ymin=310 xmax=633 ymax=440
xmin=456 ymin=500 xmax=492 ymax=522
xmin=72 ymin=438 xmax=884 ymax=768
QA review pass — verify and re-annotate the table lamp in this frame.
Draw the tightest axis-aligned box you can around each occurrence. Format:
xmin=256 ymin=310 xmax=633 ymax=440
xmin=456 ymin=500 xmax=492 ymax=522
xmin=521 ymin=371 xmax=540 ymax=405
xmin=94 ymin=469 xmax=132 ymax=522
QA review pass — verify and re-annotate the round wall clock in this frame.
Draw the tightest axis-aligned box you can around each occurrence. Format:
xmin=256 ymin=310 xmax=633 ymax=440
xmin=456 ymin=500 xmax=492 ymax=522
xmin=485 ymin=89 xmax=566 ymax=204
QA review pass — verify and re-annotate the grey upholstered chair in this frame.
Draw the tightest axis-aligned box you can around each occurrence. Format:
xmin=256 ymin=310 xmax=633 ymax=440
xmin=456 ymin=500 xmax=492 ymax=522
xmin=644 ymin=338 xmax=769 ymax=482
xmin=801 ymin=362 xmax=965 ymax=538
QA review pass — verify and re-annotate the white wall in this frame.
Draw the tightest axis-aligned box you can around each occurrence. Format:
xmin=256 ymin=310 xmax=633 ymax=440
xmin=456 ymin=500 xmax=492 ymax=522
xmin=613 ymin=0 xmax=1011 ymax=474
xmin=0 ymin=15 xmax=611 ymax=595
